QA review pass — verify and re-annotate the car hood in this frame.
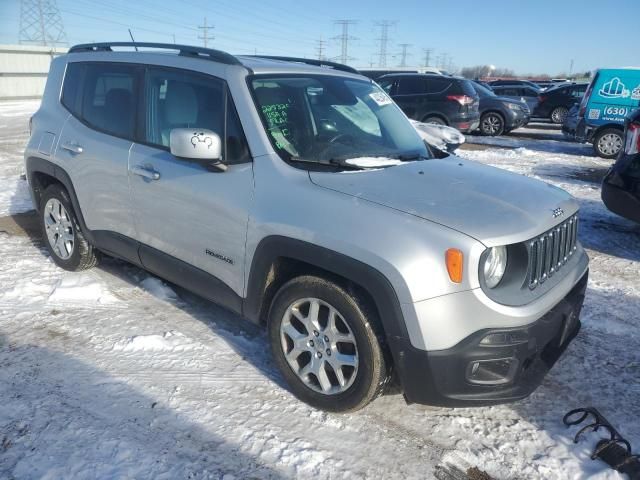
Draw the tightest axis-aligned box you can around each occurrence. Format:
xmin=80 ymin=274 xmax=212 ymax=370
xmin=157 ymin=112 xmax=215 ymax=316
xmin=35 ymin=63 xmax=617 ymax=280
xmin=309 ymin=157 xmax=578 ymax=245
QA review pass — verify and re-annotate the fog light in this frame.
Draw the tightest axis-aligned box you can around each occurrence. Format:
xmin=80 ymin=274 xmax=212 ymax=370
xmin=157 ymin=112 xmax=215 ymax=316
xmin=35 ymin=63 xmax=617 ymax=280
xmin=480 ymin=330 xmax=529 ymax=346
xmin=466 ymin=358 xmax=518 ymax=385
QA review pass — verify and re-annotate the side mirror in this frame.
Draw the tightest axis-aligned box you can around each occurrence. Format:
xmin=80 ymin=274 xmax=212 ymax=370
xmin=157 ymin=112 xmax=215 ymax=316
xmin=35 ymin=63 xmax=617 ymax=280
xmin=169 ymin=128 xmax=227 ymax=171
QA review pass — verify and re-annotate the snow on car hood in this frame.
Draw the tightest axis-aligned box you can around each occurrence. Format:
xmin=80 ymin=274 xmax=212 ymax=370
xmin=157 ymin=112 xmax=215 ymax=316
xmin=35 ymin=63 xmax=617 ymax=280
xmin=309 ymin=157 xmax=578 ymax=245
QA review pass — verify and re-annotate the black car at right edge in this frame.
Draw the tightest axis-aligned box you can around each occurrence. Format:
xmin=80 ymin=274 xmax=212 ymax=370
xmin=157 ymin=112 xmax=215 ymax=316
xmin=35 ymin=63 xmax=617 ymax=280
xmin=602 ymin=109 xmax=640 ymax=223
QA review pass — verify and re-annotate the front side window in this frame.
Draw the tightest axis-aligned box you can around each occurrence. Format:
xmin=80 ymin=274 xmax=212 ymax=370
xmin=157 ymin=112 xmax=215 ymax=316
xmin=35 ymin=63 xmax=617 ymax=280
xmin=145 ymin=68 xmax=224 ymax=148
xmin=144 ymin=68 xmax=250 ymax=163
xmin=250 ymin=75 xmax=429 ymax=166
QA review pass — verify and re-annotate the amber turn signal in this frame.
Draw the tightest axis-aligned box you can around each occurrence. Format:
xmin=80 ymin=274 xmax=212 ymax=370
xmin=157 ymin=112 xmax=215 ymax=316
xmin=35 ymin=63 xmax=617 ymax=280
xmin=445 ymin=248 xmax=464 ymax=283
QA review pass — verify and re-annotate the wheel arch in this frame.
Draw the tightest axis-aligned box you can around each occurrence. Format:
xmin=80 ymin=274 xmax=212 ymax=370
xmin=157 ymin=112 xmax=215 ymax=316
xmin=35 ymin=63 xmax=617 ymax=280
xmin=243 ymin=236 xmax=410 ymax=343
xmin=26 ymin=156 xmax=95 ymax=243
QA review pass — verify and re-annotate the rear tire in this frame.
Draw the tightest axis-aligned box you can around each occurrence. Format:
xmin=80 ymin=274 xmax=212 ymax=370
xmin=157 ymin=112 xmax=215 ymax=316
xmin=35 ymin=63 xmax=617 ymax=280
xmin=268 ymin=275 xmax=388 ymax=412
xmin=480 ymin=112 xmax=505 ymax=136
xmin=40 ymin=184 xmax=99 ymax=271
xmin=593 ymin=128 xmax=623 ymax=159
xmin=550 ymin=106 xmax=569 ymax=124
xmin=422 ymin=116 xmax=446 ymax=126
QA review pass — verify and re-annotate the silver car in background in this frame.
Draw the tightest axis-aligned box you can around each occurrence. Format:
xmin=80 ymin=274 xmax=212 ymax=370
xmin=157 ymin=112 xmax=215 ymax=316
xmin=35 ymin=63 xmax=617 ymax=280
xmin=25 ymin=42 xmax=588 ymax=412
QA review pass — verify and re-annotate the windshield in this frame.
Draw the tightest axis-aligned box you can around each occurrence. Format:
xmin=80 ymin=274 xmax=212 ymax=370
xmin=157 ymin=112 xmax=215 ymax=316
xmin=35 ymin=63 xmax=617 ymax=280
xmin=250 ymin=75 xmax=430 ymax=167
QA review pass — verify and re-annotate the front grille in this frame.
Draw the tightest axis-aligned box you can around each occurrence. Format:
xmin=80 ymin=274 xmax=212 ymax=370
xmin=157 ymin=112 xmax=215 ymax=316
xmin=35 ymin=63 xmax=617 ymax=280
xmin=527 ymin=215 xmax=578 ymax=289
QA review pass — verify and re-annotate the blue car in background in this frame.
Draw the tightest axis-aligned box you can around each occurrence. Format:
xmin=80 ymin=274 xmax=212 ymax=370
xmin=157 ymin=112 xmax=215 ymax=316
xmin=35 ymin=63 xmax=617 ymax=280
xmin=572 ymin=68 xmax=640 ymax=158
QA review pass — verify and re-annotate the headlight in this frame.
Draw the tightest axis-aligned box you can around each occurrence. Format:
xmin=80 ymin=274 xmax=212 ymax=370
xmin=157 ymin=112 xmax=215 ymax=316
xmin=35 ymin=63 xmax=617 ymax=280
xmin=507 ymin=103 xmax=522 ymax=111
xmin=483 ymin=246 xmax=507 ymax=288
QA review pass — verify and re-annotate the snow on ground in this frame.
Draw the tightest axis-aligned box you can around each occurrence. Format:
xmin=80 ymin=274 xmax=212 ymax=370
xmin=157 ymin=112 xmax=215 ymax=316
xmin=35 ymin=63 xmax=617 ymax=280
xmin=1 ymin=101 xmax=639 ymax=479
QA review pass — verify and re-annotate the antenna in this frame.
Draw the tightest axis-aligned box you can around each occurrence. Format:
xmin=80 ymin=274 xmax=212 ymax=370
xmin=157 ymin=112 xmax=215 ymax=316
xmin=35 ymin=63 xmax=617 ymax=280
xmin=19 ymin=0 xmax=68 ymax=46
xmin=128 ymin=29 xmax=138 ymax=51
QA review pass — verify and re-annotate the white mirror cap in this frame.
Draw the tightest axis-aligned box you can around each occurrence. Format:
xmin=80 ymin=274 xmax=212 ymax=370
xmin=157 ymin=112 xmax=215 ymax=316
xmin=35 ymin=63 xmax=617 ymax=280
xmin=170 ymin=128 xmax=222 ymax=160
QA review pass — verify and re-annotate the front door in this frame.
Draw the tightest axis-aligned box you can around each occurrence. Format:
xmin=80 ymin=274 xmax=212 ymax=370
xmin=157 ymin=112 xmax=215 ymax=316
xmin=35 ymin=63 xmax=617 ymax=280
xmin=128 ymin=66 xmax=254 ymax=298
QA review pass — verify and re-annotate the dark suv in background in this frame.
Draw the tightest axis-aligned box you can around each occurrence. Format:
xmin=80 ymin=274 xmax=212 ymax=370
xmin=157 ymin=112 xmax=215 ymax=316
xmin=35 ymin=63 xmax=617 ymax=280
xmin=471 ymin=81 xmax=530 ymax=135
xmin=377 ymin=74 xmax=480 ymax=132
xmin=602 ymin=109 xmax=640 ymax=223
xmin=534 ymin=83 xmax=588 ymax=123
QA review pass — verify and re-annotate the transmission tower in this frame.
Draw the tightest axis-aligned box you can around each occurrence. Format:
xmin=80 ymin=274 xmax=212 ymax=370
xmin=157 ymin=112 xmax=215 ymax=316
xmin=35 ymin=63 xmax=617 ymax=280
xmin=422 ymin=48 xmax=433 ymax=67
xmin=397 ymin=43 xmax=412 ymax=68
xmin=375 ymin=21 xmax=394 ymax=67
xmin=19 ymin=0 xmax=67 ymax=47
xmin=316 ymin=36 xmax=327 ymax=61
xmin=332 ymin=20 xmax=357 ymax=65
xmin=198 ymin=17 xmax=215 ymax=48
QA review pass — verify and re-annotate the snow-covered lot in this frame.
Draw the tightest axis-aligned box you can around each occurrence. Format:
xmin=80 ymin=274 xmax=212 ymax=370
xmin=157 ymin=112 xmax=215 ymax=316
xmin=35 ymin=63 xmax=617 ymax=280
xmin=1 ymin=101 xmax=638 ymax=479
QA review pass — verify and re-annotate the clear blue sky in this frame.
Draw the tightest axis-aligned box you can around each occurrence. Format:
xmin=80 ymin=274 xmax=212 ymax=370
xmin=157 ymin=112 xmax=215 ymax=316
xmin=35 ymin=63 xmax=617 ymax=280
xmin=1 ymin=0 xmax=638 ymax=75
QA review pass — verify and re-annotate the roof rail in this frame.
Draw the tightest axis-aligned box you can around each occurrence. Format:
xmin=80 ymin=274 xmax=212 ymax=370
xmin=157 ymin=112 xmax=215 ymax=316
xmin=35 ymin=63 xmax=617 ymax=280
xmin=68 ymin=42 xmax=241 ymax=66
xmin=246 ymin=55 xmax=360 ymax=75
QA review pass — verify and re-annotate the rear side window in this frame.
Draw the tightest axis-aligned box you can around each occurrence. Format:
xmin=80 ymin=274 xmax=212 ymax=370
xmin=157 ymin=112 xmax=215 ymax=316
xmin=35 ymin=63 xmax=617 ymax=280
xmin=424 ymin=77 xmax=451 ymax=94
xmin=397 ymin=77 xmax=426 ymax=95
xmin=64 ymin=63 xmax=139 ymax=140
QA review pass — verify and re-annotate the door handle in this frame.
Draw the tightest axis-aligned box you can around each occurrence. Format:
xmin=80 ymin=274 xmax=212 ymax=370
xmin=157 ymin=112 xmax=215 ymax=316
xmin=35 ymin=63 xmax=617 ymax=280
xmin=61 ymin=141 xmax=83 ymax=154
xmin=131 ymin=165 xmax=161 ymax=181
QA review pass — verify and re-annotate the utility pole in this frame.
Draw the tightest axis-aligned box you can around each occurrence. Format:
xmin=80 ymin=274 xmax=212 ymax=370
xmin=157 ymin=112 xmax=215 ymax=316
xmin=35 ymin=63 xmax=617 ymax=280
xmin=569 ymin=59 xmax=574 ymax=77
xmin=333 ymin=20 xmax=357 ymax=64
xmin=397 ymin=43 xmax=412 ymax=68
xmin=198 ymin=17 xmax=215 ymax=48
xmin=19 ymin=0 xmax=67 ymax=46
xmin=375 ymin=20 xmax=394 ymax=67
xmin=422 ymin=48 xmax=433 ymax=68
xmin=316 ymin=36 xmax=327 ymax=61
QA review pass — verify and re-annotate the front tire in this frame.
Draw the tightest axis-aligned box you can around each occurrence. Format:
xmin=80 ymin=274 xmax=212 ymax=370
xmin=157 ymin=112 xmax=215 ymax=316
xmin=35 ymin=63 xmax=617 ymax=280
xmin=480 ymin=112 xmax=505 ymax=136
xmin=268 ymin=276 xmax=388 ymax=412
xmin=40 ymin=184 xmax=99 ymax=271
xmin=593 ymin=128 xmax=623 ymax=159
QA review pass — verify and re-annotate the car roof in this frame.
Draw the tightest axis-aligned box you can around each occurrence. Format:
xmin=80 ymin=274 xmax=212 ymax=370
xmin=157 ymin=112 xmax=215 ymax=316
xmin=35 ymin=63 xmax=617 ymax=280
xmin=377 ymin=72 xmax=452 ymax=79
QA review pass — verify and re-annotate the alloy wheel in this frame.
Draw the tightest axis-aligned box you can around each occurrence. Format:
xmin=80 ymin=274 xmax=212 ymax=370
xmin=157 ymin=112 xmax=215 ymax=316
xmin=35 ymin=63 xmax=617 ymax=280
xmin=481 ymin=114 xmax=502 ymax=135
xmin=551 ymin=107 xmax=568 ymax=123
xmin=44 ymin=198 xmax=75 ymax=260
xmin=280 ymin=297 xmax=359 ymax=395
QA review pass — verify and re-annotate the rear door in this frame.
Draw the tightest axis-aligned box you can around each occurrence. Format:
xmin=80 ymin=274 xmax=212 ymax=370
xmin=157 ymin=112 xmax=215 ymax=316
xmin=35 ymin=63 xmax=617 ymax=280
xmin=128 ymin=66 xmax=254 ymax=300
xmin=57 ymin=61 xmax=139 ymax=253
xmin=390 ymin=76 xmax=428 ymax=120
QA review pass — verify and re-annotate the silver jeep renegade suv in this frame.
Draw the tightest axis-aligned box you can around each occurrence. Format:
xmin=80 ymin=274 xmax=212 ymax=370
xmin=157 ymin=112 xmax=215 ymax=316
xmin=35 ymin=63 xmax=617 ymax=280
xmin=25 ymin=42 xmax=589 ymax=412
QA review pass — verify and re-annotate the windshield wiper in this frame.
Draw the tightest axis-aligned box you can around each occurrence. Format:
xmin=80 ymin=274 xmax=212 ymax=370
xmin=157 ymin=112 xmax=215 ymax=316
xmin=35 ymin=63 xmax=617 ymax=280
xmin=396 ymin=153 xmax=431 ymax=161
xmin=289 ymin=156 xmax=365 ymax=171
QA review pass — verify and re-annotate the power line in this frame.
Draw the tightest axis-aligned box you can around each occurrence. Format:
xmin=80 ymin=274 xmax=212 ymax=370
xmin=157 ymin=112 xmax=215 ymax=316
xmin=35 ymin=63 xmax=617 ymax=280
xmin=316 ymin=36 xmax=327 ymax=61
xmin=375 ymin=20 xmax=394 ymax=67
xmin=197 ymin=16 xmax=215 ymax=48
xmin=332 ymin=19 xmax=357 ymax=64
xmin=397 ymin=43 xmax=412 ymax=68
xmin=422 ymin=48 xmax=433 ymax=67
xmin=19 ymin=0 xmax=67 ymax=46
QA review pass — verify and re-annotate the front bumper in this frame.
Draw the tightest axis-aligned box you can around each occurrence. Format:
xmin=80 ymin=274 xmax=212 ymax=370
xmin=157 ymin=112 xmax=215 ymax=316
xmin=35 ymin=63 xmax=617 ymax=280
xmin=505 ymin=109 xmax=529 ymax=130
xmin=397 ymin=271 xmax=588 ymax=407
